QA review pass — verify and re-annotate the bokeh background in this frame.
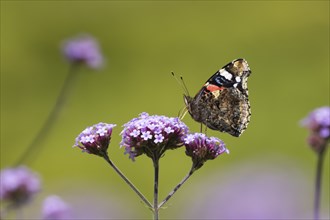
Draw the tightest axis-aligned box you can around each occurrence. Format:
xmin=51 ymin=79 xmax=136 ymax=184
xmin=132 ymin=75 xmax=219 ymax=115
xmin=1 ymin=1 xmax=329 ymax=219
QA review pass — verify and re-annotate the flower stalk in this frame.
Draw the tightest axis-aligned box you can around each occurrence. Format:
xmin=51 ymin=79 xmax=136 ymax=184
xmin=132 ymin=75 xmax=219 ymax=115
xmin=102 ymin=152 xmax=153 ymax=210
xmin=301 ymin=106 xmax=329 ymax=220
xmin=15 ymin=34 xmax=103 ymax=166
xmin=314 ymin=145 xmax=327 ymax=220
xmin=15 ymin=64 xmax=79 ymax=166
xmin=158 ymin=165 xmax=195 ymax=209
xmin=152 ymin=156 xmax=160 ymax=220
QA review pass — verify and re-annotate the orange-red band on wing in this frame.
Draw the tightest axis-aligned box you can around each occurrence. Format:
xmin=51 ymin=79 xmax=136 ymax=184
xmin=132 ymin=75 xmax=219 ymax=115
xmin=206 ymin=84 xmax=224 ymax=92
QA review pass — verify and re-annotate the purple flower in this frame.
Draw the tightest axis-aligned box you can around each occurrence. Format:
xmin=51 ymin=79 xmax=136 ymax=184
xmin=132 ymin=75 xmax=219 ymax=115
xmin=141 ymin=131 xmax=152 ymax=140
xmin=42 ymin=195 xmax=71 ymax=220
xmin=154 ymin=134 xmax=164 ymax=143
xmin=180 ymin=160 xmax=313 ymax=219
xmin=301 ymin=106 xmax=330 ymax=152
xmin=0 ymin=166 xmax=40 ymax=206
xmin=62 ymin=34 xmax=103 ymax=69
xmin=120 ymin=112 xmax=189 ymax=160
xmin=73 ymin=122 xmax=116 ymax=157
xmin=184 ymin=133 xmax=229 ymax=169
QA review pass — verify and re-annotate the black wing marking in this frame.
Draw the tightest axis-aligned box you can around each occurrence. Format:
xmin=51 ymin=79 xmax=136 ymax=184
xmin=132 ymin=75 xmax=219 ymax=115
xmin=207 ymin=71 xmax=236 ymax=87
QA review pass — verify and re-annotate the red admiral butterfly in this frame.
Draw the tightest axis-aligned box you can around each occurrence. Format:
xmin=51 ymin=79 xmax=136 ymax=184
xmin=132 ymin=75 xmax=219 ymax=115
xmin=184 ymin=58 xmax=251 ymax=137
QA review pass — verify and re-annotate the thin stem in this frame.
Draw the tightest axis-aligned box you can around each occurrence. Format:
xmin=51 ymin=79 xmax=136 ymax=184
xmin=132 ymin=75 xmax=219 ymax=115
xmin=314 ymin=146 xmax=327 ymax=220
xmin=158 ymin=165 xmax=195 ymax=209
xmin=153 ymin=156 xmax=160 ymax=220
xmin=102 ymin=153 xmax=153 ymax=210
xmin=15 ymin=64 xmax=79 ymax=166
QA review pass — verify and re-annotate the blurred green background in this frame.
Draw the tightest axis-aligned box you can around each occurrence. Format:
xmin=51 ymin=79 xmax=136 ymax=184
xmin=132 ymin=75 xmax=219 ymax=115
xmin=1 ymin=1 xmax=329 ymax=219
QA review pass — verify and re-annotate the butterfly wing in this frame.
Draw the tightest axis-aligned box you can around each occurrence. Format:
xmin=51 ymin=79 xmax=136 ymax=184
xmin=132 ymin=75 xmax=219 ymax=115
xmin=202 ymin=87 xmax=251 ymax=137
xmin=184 ymin=58 xmax=251 ymax=137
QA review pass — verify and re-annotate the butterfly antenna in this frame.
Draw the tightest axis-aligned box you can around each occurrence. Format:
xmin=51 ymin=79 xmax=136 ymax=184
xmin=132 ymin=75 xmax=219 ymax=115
xmin=171 ymin=71 xmax=190 ymax=97
xmin=180 ymin=75 xmax=190 ymax=97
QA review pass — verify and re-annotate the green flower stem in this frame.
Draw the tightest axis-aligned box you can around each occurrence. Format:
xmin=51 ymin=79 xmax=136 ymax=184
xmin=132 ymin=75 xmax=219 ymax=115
xmin=102 ymin=153 xmax=153 ymax=210
xmin=153 ymin=156 xmax=160 ymax=220
xmin=314 ymin=145 xmax=327 ymax=220
xmin=15 ymin=64 xmax=79 ymax=166
xmin=158 ymin=165 xmax=196 ymax=209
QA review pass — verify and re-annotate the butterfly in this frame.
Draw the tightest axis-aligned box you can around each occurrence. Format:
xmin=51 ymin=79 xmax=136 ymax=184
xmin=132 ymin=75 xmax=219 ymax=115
xmin=184 ymin=58 xmax=252 ymax=137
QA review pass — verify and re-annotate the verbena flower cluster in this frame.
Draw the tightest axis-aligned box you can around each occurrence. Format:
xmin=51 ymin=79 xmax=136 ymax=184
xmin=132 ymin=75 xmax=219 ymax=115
xmin=71 ymin=113 xmax=230 ymax=218
xmin=301 ymin=106 xmax=330 ymax=152
xmin=42 ymin=195 xmax=71 ymax=220
xmin=120 ymin=112 xmax=189 ymax=160
xmin=62 ymin=34 xmax=103 ymax=69
xmin=184 ymin=133 xmax=229 ymax=169
xmin=73 ymin=123 xmax=116 ymax=156
xmin=0 ymin=166 xmax=40 ymax=206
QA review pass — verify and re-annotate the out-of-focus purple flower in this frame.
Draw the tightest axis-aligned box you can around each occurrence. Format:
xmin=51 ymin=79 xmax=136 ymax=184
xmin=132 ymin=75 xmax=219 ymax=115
xmin=73 ymin=122 xmax=116 ymax=157
xmin=184 ymin=133 xmax=228 ymax=169
xmin=301 ymin=106 xmax=330 ymax=152
xmin=42 ymin=195 xmax=71 ymax=220
xmin=0 ymin=166 xmax=40 ymax=207
xmin=62 ymin=34 xmax=103 ymax=69
xmin=120 ymin=112 xmax=189 ymax=160
xmin=179 ymin=160 xmax=317 ymax=219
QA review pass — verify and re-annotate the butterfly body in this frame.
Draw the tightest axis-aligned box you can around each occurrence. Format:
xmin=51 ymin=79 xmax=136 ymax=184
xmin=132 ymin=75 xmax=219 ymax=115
xmin=184 ymin=58 xmax=251 ymax=137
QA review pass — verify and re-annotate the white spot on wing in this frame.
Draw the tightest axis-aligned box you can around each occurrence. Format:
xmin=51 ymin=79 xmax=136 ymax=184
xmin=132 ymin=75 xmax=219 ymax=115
xmin=212 ymin=90 xmax=221 ymax=98
xmin=219 ymin=69 xmax=233 ymax=80
xmin=235 ymin=76 xmax=241 ymax=82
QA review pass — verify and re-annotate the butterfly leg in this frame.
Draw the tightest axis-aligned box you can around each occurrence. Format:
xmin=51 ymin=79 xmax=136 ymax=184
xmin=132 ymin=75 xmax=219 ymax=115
xmin=200 ymin=123 xmax=208 ymax=134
